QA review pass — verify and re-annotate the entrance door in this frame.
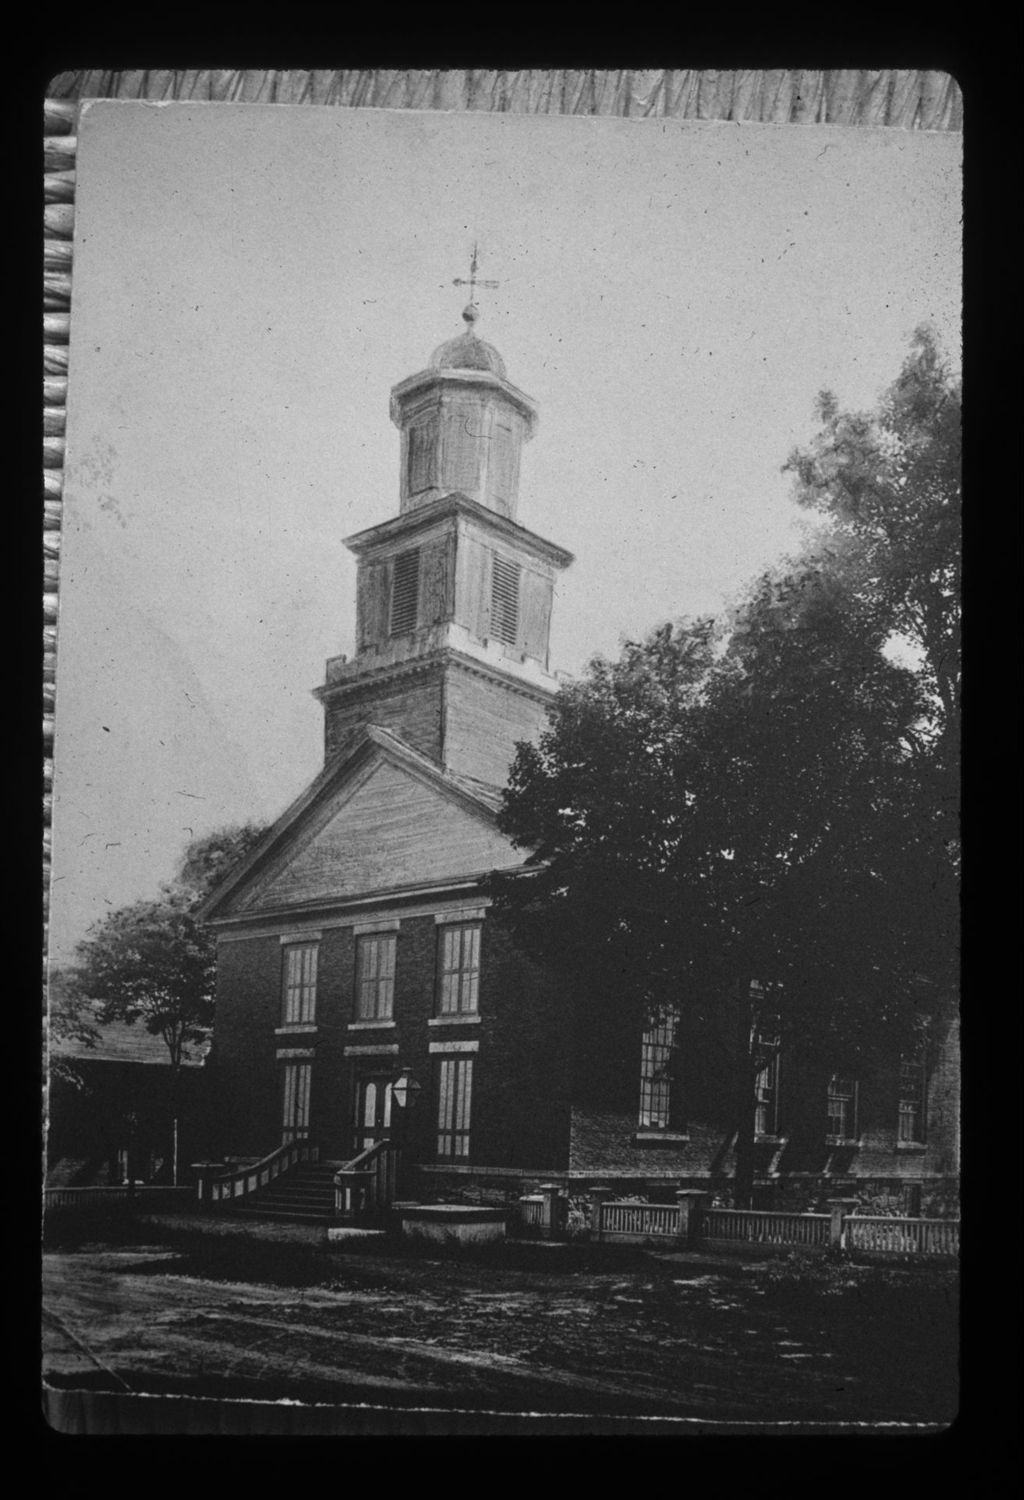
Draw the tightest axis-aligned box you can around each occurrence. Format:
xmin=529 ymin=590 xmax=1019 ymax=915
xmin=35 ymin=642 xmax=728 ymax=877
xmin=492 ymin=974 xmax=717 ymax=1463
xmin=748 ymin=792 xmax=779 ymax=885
xmin=353 ymin=1074 xmax=393 ymax=1155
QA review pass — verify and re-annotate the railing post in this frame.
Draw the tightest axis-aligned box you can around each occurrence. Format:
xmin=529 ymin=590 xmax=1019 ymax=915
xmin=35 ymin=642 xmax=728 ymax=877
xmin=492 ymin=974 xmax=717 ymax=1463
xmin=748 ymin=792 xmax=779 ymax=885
xmin=674 ymin=1189 xmax=710 ymax=1249
xmin=826 ymin=1197 xmax=860 ymax=1249
xmin=191 ymin=1163 xmax=221 ymax=1206
xmin=590 ymin=1186 xmax=614 ymax=1243
xmin=539 ymin=1183 xmax=561 ymax=1240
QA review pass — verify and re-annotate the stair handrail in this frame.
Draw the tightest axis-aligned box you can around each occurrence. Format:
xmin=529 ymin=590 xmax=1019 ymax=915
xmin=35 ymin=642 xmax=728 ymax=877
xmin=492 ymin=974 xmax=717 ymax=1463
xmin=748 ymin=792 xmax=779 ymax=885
xmin=334 ymin=1137 xmax=400 ymax=1221
xmin=193 ymin=1137 xmax=319 ymax=1207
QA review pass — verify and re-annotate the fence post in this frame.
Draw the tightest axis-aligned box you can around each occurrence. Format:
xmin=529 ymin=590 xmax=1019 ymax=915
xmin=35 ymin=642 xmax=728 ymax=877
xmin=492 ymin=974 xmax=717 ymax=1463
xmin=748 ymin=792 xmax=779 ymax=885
xmin=589 ymin=1186 xmax=614 ymax=1243
xmin=191 ymin=1163 xmax=220 ymax=1206
xmin=539 ymin=1183 xmax=561 ymax=1240
xmin=674 ymin=1189 xmax=710 ymax=1249
xmin=826 ymin=1197 xmax=860 ymax=1249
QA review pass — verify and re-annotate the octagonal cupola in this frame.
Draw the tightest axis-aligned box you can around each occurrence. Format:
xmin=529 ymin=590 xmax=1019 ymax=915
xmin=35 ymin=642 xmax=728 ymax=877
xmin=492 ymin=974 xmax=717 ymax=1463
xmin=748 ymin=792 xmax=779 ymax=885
xmin=389 ymin=300 xmax=538 ymax=522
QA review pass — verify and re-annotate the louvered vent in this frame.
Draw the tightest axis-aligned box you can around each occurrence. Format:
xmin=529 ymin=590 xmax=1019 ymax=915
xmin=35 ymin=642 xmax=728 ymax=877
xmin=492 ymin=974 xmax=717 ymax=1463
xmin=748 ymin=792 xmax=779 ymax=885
xmin=390 ymin=548 xmax=420 ymax=635
xmin=490 ymin=554 xmax=520 ymax=645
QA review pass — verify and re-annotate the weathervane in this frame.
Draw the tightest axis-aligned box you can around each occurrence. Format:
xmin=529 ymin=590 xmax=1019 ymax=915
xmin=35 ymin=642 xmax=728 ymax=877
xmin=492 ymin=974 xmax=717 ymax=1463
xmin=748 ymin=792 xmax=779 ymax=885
xmin=453 ymin=243 xmax=499 ymax=327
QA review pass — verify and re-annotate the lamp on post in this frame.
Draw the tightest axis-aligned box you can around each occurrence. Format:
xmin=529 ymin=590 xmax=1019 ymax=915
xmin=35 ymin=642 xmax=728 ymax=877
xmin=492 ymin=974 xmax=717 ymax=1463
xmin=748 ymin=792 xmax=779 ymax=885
xmin=390 ymin=1067 xmax=422 ymax=1200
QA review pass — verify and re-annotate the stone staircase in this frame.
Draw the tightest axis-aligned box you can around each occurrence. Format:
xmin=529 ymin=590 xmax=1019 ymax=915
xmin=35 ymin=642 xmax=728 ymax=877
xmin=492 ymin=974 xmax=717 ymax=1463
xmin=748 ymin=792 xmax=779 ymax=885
xmin=229 ymin=1160 xmax=342 ymax=1224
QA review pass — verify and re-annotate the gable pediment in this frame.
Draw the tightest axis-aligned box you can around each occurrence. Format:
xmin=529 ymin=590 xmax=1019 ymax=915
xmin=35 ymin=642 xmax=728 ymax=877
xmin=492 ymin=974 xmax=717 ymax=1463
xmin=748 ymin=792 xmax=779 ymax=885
xmin=219 ymin=744 xmax=520 ymax=918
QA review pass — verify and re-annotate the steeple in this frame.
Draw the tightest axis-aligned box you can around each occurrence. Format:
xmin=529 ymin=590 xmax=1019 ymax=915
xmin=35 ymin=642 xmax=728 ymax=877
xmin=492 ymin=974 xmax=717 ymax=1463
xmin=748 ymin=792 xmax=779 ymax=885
xmin=390 ymin=293 xmax=537 ymax=521
xmin=315 ymin=280 xmax=572 ymax=788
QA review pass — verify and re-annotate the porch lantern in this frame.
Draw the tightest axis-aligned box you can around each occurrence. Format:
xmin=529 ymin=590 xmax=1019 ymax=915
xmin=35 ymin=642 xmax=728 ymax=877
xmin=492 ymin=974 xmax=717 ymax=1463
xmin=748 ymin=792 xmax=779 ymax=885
xmin=391 ymin=1067 xmax=422 ymax=1112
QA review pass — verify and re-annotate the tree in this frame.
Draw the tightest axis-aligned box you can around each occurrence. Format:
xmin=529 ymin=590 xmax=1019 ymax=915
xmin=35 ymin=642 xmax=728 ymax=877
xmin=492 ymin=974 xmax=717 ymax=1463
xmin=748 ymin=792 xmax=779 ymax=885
xmin=496 ymin=331 xmax=959 ymax=1205
xmin=47 ymin=966 xmax=100 ymax=1089
xmin=65 ymin=822 xmax=266 ymax=1182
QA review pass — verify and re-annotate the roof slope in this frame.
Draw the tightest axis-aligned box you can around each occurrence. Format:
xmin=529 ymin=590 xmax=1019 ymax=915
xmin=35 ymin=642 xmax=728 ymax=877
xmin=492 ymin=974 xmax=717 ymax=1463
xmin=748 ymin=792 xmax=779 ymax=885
xmin=202 ymin=724 xmax=522 ymax=923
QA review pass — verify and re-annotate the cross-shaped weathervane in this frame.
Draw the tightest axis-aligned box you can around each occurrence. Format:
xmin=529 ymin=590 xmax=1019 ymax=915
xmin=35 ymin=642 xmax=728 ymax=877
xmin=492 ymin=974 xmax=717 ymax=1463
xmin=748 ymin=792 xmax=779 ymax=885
xmin=453 ymin=244 xmax=499 ymax=310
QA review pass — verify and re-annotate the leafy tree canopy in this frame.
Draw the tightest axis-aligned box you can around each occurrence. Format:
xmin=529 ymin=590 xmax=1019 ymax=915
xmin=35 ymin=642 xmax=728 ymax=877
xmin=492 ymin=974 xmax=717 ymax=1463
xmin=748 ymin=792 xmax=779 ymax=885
xmin=47 ymin=966 xmax=101 ymax=1089
xmin=497 ymin=330 xmax=959 ymax=1074
xmin=64 ymin=823 xmax=267 ymax=1069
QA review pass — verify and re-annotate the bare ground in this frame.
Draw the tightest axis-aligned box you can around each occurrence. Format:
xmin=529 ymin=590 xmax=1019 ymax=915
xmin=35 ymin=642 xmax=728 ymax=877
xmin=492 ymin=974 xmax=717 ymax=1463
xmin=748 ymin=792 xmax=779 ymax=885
xmin=41 ymin=1212 xmax=958 ymax=1432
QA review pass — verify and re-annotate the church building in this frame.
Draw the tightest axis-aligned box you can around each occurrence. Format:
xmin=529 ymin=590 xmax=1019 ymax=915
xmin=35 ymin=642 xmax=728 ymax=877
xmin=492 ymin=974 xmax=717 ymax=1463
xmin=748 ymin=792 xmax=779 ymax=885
xmin=200 ymin=291 xmax=959 ymax=1221
xmin=202 ymin=295 xmax=579 ymax=1199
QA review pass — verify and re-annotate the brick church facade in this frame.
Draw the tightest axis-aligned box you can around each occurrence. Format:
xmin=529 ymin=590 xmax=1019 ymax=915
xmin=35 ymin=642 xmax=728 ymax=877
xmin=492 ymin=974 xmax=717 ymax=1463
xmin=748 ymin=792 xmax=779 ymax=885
xmin=201 ymin=299 xmax=959 ymax=1217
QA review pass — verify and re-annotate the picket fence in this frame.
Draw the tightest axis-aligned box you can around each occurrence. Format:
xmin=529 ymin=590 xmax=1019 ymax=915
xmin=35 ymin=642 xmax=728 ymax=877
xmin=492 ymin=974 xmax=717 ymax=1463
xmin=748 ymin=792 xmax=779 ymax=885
xmin=526 ymin=1193 xmax=959 ymax=1258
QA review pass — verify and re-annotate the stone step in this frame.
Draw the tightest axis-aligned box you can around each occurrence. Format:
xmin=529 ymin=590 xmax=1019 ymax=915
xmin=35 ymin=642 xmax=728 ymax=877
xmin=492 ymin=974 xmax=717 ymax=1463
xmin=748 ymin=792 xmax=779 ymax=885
xmin=254 ymin=1200 xmax=335 ymax=1215
xmin=230 ymin=1206 xmax=338 ymax=1224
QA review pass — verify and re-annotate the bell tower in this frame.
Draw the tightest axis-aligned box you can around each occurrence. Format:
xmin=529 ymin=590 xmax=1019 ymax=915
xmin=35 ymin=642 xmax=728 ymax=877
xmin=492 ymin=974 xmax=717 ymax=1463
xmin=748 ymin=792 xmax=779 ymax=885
xmin=315 ymin=273 xmax=573 ymax=789
xmin=391 ymin=300 xmax=536 ymax=521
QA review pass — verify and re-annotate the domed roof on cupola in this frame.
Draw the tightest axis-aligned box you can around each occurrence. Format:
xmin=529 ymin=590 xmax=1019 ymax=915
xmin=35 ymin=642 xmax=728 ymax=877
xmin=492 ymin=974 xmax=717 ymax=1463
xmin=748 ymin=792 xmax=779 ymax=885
xmin=429 ymin=301 xmax=507 ymax=378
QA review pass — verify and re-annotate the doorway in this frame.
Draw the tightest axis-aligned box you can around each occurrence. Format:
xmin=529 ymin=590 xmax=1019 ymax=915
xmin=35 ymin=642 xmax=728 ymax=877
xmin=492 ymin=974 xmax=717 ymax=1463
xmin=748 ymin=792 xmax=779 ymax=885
xmin=353 ymin=1073 xmax=393 ymax=1155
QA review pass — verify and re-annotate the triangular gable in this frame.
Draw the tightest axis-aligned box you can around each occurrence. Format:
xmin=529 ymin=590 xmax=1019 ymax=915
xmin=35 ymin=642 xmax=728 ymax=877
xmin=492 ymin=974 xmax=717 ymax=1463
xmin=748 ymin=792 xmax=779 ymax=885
xmin=204 ymin=727 xmax=521 ymax=920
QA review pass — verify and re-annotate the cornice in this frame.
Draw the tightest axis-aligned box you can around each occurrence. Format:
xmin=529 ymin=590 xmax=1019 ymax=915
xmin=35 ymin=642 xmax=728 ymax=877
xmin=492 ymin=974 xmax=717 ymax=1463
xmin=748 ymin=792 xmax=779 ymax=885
xmin=313 ymin=651 xmax=446 ymax=703
xmin=209 ymin=871 xmax=500 ymax=934
xmin=389 ymin=367 xmax=538 ymax=430
xmin=314 ymin=645 xmax=558 ymax=708
xmin=343 ymin=492 xmax=574 ymax=571
xmin=445 ymin=649 xmax=559 ymax=705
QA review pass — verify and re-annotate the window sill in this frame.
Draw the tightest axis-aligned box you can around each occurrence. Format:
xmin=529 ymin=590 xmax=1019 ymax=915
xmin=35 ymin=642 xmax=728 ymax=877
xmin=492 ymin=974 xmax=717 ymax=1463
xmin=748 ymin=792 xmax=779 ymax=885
xmin=347 ymin=1020 xmax=397 ymax=1031
xmin=428 ymin=1014 xmax=481 ymax=1026
xmin=633 ymin=1131 xmax=690 ymax=1145
xmin=275 ymin=1024 xmax=318 ymax=1035
xmin=754 ymin=1134 xmax=785 ymax=1146
xmin=895 ymin=1140 xmax=928 ymax=1153
xmin=825 ymin=1137 xmax=861 ymax=1149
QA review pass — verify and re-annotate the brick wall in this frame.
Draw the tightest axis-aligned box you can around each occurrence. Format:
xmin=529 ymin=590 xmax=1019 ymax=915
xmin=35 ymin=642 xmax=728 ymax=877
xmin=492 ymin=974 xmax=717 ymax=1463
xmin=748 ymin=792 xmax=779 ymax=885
xmin=210 ymin=921 xmax=959 ymax=1204
xmin=208 ymin=933 xmax=282 ymax=1158
xmin=308 ymin=925 xmax=356 ymax=1157
xmin=209 ymin=906 xmax=572 ymax=1177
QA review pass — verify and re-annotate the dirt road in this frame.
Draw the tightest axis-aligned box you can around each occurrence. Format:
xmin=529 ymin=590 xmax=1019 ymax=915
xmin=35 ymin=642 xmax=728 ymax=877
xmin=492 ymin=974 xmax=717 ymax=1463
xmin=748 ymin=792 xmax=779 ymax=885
xmin=41 ymin=1227 xmax=958 ymax=1432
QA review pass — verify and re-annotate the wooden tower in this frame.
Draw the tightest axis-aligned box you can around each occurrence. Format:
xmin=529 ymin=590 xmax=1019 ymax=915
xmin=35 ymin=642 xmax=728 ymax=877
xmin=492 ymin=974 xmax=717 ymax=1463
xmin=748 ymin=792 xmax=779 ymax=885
xmin=315 ymin=298 xmax=573 ymax=788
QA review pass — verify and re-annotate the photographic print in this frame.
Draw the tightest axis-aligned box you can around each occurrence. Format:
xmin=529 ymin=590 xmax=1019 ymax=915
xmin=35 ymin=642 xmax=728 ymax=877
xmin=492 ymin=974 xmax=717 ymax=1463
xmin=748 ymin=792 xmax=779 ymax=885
xmin=43 ymin=70 xmax=961 ymax=1436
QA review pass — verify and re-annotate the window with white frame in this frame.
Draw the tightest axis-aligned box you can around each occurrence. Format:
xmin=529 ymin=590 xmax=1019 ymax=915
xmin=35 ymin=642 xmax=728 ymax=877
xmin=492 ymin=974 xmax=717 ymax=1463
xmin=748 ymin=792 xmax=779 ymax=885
xmin=753 ymin=1031 xmax=781 ymax=1138
xmin=281 ymin=1062 xmax=311 ymax=1142
xmin=436 ymin=923 xmax=481 ymax=1015
xmin=898 ymin=1056 xmax=927 ymax=1143
xmin=355 ymin=933 xmax=396 ymax=1021
xmin=638 ymin=1013 xmax=677 ymax=1128
xmin=827 ymin=1074 xmax=859 ymax=1142
xmin=749 ymin=981 xmax=781 ymax=1138
xmin=436 ymin=1056 xmax=473 ymax=1159
xmin=281 ymin=942 xmax=318 ymax=1025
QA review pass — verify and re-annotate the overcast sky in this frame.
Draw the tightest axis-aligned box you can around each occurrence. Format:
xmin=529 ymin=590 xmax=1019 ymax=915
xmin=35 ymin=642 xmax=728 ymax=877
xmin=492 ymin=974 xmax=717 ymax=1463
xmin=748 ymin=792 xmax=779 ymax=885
xmin=49 ymin=101 xmax=961 ymax=963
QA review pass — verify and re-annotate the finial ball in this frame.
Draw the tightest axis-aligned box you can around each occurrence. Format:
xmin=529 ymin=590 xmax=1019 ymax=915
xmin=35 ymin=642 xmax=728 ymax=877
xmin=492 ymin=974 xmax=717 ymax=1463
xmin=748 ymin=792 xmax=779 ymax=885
xmin=462 ymin=301 xmax=479 ymax=327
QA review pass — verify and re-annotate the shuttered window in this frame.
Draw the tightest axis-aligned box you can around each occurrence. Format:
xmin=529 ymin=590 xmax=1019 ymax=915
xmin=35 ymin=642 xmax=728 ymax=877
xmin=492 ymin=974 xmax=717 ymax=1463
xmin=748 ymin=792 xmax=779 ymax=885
xmin=281 ymin=1063 xmax=311 ymax=1142
xmin=281 ymin=943 xmax=318 ymax=1025
xmin=436 ymin=924 xmax=481 ymax=1015
xmin=390 ymin=549 xmax=420 ymax=635
xmin=436 ymin=1057 xmax=473 ymax=1159
xmin=355 ymin=933 xmax=397 ymax=1021
xmin=490 ymin=554 xmax=520 ymax=645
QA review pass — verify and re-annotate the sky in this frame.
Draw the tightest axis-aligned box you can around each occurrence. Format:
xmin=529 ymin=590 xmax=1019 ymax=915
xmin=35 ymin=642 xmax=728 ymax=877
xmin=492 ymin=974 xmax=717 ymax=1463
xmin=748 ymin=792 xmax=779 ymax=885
xmin=49 ymin=101 xmax=961 ymax=964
